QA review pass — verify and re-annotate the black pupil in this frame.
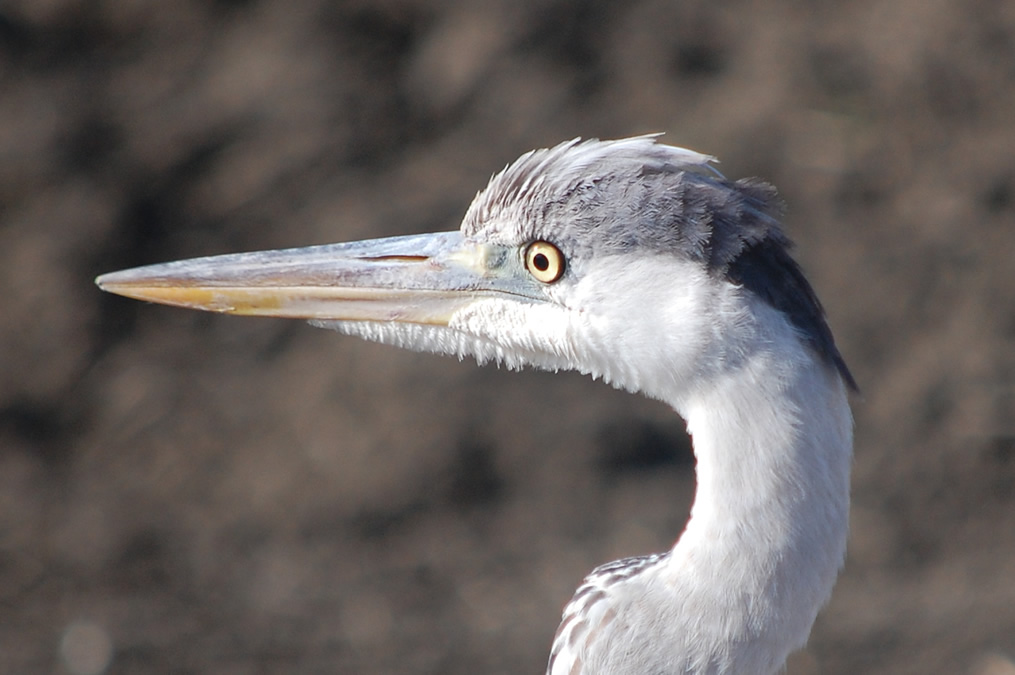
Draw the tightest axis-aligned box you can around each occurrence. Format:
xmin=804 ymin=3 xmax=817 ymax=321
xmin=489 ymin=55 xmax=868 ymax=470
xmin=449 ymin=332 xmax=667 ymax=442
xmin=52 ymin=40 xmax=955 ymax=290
xmin=533 ymin=253 xmax=549 ymax=271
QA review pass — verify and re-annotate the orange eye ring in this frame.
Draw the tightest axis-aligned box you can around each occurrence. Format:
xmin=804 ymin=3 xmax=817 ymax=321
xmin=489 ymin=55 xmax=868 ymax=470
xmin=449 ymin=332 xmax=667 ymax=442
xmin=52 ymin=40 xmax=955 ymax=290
xmin=524 ymin=240 xmax=566 ymax=283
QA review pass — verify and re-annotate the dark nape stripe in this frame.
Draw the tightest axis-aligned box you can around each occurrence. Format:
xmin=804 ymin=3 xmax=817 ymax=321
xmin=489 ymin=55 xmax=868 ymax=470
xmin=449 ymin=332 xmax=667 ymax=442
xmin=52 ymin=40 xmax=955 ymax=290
xmin=727 ymin=238 xmax=857 ymax=391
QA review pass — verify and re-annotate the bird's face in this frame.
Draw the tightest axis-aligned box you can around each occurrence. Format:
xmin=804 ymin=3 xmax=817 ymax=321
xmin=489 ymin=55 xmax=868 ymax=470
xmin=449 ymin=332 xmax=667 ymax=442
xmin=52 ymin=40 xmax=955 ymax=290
xmin=97 ymin=222 xmax=722 ymax=403
xmin=97 ymin=138 xmax=738 ymax=402
xmin=96 ymin=228 xmax=586 ymax=374
xmin=95 ymin=224 xmax=580 ymax=351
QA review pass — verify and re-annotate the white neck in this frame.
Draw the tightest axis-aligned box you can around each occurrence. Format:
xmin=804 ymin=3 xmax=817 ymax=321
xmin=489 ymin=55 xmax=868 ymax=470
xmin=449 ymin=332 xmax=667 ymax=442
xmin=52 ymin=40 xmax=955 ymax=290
xmin=661 ymin=305 xmax=853 ymax=673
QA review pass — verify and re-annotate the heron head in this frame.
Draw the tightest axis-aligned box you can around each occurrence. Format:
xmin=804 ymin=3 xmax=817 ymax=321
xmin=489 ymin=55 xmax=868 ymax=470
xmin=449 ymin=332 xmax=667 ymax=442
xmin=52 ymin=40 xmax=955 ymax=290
xmin=97 ymin=137 xmax=850 ymax=400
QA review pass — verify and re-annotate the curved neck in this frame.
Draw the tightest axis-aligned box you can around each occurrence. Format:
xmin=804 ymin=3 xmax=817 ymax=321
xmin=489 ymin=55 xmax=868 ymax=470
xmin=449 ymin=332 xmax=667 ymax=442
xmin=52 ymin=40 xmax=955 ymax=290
xmin=667 ymin=338 xmax=853 ymax=672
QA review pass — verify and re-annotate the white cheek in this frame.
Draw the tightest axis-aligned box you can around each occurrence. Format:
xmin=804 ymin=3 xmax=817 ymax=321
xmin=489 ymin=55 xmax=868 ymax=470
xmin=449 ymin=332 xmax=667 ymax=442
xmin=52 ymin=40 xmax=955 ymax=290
xmin=566 ymin=256 xmax=718 ymax=398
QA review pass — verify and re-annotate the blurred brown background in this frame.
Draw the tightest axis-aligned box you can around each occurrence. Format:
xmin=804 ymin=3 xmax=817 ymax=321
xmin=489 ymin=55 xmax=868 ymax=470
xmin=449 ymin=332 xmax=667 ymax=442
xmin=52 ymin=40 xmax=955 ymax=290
xmin=2 ymin=1 xmax=1014 ymax=673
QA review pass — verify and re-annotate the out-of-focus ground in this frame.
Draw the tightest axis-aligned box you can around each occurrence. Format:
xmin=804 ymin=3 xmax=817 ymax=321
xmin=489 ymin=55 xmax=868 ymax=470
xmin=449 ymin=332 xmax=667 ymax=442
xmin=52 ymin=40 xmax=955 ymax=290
xmin=2 ymin=1 xmax=1014 ymax=673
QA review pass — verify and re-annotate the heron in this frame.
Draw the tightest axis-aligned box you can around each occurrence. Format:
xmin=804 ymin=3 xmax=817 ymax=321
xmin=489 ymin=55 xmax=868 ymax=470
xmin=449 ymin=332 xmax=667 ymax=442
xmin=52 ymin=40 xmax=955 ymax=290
xmin=96 ymin=136 xmax=855 ymax=674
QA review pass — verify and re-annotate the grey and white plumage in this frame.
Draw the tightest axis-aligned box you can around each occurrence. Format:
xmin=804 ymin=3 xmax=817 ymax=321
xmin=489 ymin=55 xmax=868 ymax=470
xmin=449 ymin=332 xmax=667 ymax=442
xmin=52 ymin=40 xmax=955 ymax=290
xmin=97 ymin=136 xmax=854 ymax=675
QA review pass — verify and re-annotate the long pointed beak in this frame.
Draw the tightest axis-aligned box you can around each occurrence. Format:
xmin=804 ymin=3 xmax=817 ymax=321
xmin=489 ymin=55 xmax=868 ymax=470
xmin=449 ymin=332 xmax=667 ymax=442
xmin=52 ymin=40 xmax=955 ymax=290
xmin=96 ymin=232 xmax=526 ymax=326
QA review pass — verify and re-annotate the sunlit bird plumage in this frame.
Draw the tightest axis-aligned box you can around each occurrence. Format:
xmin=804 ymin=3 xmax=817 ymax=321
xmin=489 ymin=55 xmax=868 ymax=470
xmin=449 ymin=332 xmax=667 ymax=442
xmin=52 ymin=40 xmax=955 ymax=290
xmin=98 ymin=136 xmax=854 ymax=675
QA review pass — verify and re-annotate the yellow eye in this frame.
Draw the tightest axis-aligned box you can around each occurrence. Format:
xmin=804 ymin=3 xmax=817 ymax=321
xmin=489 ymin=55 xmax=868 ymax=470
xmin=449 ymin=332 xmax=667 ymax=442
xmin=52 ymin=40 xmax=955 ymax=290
xmin=524 ymin=240 xmax=566 ymax=283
